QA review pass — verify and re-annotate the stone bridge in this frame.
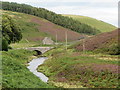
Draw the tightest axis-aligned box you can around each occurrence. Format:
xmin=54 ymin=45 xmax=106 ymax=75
xmin=17 ymin=47 xmax=54 ymax=55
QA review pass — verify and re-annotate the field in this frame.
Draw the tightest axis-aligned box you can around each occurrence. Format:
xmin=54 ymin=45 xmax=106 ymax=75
xmin=2 ymin=49 xmax=54 ymax=88
xmin=63 ymin=15 xmax=116 ymax=32
xmin=37 ymin=46 xmax=119 ymax=88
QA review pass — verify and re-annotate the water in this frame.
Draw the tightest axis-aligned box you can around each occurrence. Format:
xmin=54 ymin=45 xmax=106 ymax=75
xmin=27 ymin=57 xmax=48 ymax=82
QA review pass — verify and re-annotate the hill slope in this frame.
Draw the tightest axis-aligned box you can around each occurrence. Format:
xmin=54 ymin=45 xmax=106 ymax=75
xmin=2 ymin=10 xmax=83 ymax=43
xmin=74 ymin=29 xmax=119 ymax=54
xmin=2 ymin=2 xmax=100 ymax=35
xmin=63 ymin=15 xmax=116 ymax=32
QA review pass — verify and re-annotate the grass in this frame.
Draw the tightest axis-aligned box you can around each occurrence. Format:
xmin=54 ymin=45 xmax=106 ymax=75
xmin=0 ymin=53 xmax=2 ymax=90
xmin=2 ymin=49 xmax=54 ymax=88
xmin=2 ymin=10 xmax=53 ymax=44
xmin=63 ymin=15 xmax=117 ymax=32
xmin=10 ymin=42 xmax=40 ymax=49
xmin=37 ymin=46 xmax=119 ymax=88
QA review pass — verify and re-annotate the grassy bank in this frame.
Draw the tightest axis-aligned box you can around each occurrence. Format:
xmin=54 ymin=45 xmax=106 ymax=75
xmin=2 ymin=49 xmax=53 ymax=88
xmin=37 ymin=46 xmax=119 ymax=88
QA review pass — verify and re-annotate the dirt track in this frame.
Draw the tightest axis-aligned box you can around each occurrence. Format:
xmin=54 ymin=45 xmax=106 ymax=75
xmin=75 ymin=29 xmax=119 ymax=51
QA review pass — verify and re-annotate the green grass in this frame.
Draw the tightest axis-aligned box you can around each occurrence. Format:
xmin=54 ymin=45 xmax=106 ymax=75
xmin=2 ymin=49 xmax=54 ymax=88
xmin=37 ymin=46 xmax=119 ymax=88
xmin=0 ymin=53 xmax=2 ymax=89
xmin=10 ymin=42 xmax=40 ymax=49
xmin=63 ymin=15 xmax=116 ymax=32
xmin=2 ymin=10 xmax=53 ymax=44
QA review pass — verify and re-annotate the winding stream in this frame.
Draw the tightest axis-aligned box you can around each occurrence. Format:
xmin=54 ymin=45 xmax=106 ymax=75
xmin=27 ymin=57 xmax=48 ymax=82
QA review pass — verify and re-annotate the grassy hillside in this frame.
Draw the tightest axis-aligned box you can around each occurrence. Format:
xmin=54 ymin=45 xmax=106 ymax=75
xmin=2 ymin=2 xmax=100 ymax=35
xmin=2 ymin=10 xmax=82 ymax=44
xmin=63 ymin=15 xmax=116 ymax=32
xmin=72 ymin=29 xmax=119 ymax=55
xmin=2 ymin=49 xmax=53 ymax=88
xmin=37 ymin=46 xmax=119 ymax=88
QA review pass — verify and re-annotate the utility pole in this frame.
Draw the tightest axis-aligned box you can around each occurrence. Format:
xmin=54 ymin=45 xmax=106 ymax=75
xmin=65 ymin=31 xmax=68 ymax=50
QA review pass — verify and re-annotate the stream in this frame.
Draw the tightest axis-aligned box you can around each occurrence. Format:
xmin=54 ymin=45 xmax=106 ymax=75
xmin=27 ymin=57 xmax=48 ymax=82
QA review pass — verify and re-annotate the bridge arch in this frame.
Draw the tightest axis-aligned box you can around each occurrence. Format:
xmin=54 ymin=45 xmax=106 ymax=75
xmin=34 ymin=50 xmax=42 ymax=55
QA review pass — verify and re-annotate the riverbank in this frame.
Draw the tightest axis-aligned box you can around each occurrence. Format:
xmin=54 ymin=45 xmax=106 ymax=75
xmin=37 ymin=46 xmax=119 ymax=88
xmin=2 ymin=49 xmax=54 ymax=88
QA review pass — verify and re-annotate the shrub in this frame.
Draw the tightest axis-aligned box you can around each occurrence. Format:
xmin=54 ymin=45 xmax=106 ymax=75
xmin=8 ymin=46 xmax=12 ymax=49
xmin=109 ymin=44 xmax=120 ymax=55
xmin=2 ymin=38 xmax=8 ymax=51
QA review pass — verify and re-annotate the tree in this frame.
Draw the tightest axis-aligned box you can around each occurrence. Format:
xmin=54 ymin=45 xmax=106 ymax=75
xmin=1 ymin=15 xmax=22 ymax=51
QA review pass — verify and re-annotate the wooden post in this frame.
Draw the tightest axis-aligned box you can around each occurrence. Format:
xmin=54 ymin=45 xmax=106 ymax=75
xmin=65 ymin=31 xmax=68 ymax=50
xmin=83 ymin=39 xmax=85 ymax=53
xmin=56 ymin=31 xmax=57 ymax=44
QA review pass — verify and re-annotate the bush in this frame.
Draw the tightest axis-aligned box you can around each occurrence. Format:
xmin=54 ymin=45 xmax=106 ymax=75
xmin=109 ymin=44 xmax=120 ymax=55
xmin=95 ymin=44 xmax=120 ymax=55
xmin=8 ymin=46 xmax=12 ymax=49
xmin=2 ymin=38 xmax=8 ymax=51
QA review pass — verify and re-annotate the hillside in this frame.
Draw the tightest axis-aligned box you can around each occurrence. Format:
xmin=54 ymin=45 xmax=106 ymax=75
xmin=63 ymin=15 xmax=116 ymax=32
xmin=74 ymin=29 xmax=119 ymax=54
xmin=2 ymin=2 xmax=100 ymax=35
xmin=2 ymin=10 xmax=83 ymax=43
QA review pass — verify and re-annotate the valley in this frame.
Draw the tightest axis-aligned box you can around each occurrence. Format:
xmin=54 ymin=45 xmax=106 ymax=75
xmin=1 ymin=1 xmax=119 ymax=89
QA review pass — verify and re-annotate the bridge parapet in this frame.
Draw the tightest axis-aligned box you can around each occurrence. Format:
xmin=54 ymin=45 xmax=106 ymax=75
xmin=23 ymin=47 xmax=54 ymax=53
